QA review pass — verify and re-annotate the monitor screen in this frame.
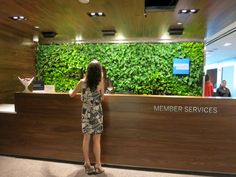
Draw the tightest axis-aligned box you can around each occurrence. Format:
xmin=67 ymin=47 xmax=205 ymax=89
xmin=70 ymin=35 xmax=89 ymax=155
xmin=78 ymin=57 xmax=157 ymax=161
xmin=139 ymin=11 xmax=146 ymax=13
xmin=173 ymin=58 xmax=190 ymax=75
xmin=33 ymin=80 xmax=44 ymax=91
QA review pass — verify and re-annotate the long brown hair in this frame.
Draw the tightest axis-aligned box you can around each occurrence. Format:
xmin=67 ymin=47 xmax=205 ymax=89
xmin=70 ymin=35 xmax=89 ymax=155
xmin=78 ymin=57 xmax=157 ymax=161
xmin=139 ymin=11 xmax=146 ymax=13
xmin=205 ymin=74 xmax=210 ymax=82
xmin=85 ymin=60 xmax=102 ymax=91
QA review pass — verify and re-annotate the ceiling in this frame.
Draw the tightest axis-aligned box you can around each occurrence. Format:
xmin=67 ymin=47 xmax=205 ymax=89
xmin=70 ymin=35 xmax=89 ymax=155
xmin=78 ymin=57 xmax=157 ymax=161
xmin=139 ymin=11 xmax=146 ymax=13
xmin=206 ymin=21 xmax=236 ymax=65
xmin=1 ymin=0 xmax=236 ymax=44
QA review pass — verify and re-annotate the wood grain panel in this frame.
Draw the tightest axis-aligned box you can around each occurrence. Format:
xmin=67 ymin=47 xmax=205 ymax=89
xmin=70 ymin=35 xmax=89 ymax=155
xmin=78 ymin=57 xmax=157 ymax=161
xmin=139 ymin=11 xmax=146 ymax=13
xmin=1 ymin=93 xmax=236 ymax=174
xmin=0 ymin=0 xmax=236 ymax=43
xmin=0 ymin=40 xmax=35 ymax=103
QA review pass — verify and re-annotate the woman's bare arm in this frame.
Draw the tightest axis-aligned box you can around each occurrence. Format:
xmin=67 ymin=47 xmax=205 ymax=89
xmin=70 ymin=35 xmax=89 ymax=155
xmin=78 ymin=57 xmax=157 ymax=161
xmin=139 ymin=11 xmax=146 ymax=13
xmin=69 ymin=79 xmax=85 ymax=97
xmin=98 ymin=79 xmax=104 ymax=100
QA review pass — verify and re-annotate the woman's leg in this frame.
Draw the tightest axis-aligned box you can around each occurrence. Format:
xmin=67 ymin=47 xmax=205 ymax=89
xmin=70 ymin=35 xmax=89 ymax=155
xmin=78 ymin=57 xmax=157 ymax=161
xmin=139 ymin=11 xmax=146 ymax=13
xmin=93 ymin=134 xmax=101 ymax=164
xmin=93 ymin=134 xmax=104 ymax=173
xmin=83 ymin=133 xmax=91 ymax=164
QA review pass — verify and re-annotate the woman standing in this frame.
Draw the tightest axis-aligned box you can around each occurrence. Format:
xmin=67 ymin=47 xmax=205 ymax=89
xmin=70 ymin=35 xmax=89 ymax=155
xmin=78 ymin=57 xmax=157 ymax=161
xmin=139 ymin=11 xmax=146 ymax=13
xmin=70 ymin=60 xmax=104 ymax=174
xmin=204 ymin=74 xmax=214 ymax=96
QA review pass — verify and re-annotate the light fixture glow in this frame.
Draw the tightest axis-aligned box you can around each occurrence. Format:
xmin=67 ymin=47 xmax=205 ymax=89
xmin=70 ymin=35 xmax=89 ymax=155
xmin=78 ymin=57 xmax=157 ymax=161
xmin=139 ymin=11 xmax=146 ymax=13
xmin=21 ymin=39 xmax=34 ymax=46
xmin=223 ymin=43 xmax=232 ymax=47
xmin=33 ymin=35 xmax=39 ymax=42
xmin=75 ymin=34 xmax=83 ymax=43
xmin=179 ymin=9 xmax=199 ymax=14
xmin=75 ymin=34 xmax=82 ymax=41
xmin=75 ymin=40 xmax=83 ymax=44
xmin=159 ymin=40 xmax=172 ymax=43
xmin=190 ymin=9 xmax=197 ymax=13
xmin=177 ymin=22 xmax=182 ymax=25
xmin=88 ymin=12 xmax=105 ymax=17
xmin=10 ymin=15 xmax=26 ymax=21
xmin=160 ymin=33 xmax=171 ymax=40
xmin=181 ymin=9 xmax=188 ymax=13
xmin=79 ymin=0 xmax=89 ymax=4
xmin=34 ymin=26 xmax=40 ymax=29
xmin=115 ymin=34 xmax=126 ymax=41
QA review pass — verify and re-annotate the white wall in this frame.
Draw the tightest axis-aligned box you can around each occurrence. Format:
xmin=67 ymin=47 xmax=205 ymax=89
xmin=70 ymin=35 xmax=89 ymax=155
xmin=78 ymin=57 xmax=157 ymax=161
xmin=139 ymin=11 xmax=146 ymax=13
xmin=204 ymin=58 xmax=236 ymax=97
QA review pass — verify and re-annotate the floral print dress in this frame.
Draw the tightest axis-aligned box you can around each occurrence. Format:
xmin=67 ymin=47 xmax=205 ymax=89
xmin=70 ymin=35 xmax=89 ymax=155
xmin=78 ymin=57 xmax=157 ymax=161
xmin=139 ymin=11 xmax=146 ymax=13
xmin=81 ymin=84 xmax=103 ymax=134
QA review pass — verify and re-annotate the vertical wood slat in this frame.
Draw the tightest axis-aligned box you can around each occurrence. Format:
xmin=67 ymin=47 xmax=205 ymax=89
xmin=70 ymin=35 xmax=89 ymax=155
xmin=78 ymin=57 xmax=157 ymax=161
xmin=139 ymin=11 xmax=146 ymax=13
xmin=0 ymin=41 xmax=35 ymax=103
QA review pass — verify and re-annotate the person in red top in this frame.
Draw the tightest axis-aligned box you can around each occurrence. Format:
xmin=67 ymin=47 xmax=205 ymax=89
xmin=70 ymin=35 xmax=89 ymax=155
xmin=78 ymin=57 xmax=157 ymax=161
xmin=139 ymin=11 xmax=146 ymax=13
xmin=204 ymin=74 xmax=214 ymax=96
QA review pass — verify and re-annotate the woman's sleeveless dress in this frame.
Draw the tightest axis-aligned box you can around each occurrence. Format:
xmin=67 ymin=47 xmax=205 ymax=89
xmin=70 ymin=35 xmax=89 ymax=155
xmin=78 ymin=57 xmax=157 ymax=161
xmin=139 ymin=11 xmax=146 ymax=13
xmin=81 ymin=84 xmax=103 ymax=134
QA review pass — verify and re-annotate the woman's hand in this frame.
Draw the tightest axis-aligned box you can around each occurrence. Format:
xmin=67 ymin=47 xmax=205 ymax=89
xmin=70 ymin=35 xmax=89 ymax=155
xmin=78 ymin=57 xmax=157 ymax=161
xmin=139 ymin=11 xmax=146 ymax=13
xmin=69 ymin=79 xmax=84 ymax=98
xmin=69 ymin=89 xmax=73 ymax=97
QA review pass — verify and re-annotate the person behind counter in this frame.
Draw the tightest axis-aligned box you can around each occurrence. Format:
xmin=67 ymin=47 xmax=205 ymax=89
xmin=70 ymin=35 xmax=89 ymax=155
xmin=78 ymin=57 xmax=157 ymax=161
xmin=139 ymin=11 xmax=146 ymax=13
xmin=204 ymin=74 xmax=213 ymax=96
xmin=69 ymin=60 xmax=105 ymax=174
xmin=102 ymin=66 xmax=113 ymax=93
xmin=216 ymin=80 xmax=231 ymax=97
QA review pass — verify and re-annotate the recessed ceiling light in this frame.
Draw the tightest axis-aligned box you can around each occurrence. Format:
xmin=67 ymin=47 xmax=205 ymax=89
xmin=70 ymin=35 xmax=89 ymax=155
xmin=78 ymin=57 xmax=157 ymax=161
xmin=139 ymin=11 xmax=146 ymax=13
xmin=178 ymin=9 xmax=199 ymax=14
xmin=10 ymin=16 xmax=26 ymax=21
xmin=180 ymin=9 xmax=188 ymax=13
xmin=223 ymin=43 xmax=232 ymax=46
xmin=78 ymin=0 xmax=89 ymax=4
xmin=34 ymin=26 xmax=40 ymax=29
xmin=88 ymin=12 xmax=105 ymax=17
xmin=98 ymin=12 xmax=104 ymax=16
xmin=190 ymin=9 xmax=197 ymax=13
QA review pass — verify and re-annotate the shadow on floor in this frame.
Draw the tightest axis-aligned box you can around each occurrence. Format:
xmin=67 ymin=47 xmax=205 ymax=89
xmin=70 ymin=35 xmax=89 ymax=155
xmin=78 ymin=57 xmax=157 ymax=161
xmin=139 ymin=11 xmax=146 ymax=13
xmin=67 ymin=169 xmax=114 ymax=177
xmin=41 ymin=164 xmax=113 ymax=177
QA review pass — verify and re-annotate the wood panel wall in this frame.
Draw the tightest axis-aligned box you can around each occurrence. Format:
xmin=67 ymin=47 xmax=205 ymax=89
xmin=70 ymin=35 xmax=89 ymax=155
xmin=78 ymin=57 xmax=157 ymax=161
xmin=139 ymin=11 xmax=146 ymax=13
xmin=0 ymin=38 xmax=35 ymax=103
xmin=2 ymin=0 xmax=236 ymax=44
xmin=1 ymin=93 xmax=236 ymax=174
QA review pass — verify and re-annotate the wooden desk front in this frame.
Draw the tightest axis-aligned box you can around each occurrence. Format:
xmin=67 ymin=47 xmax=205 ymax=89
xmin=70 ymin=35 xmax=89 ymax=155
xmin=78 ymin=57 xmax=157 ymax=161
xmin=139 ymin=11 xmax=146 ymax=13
xmin=1 ymin=93 xmax=236 ymax=174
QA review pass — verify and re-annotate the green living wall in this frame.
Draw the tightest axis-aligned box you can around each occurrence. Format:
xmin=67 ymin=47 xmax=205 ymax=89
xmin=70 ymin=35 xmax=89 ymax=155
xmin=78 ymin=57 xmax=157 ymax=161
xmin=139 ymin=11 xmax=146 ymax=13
xmin=36 ymin=42 xmax=204 ymax=95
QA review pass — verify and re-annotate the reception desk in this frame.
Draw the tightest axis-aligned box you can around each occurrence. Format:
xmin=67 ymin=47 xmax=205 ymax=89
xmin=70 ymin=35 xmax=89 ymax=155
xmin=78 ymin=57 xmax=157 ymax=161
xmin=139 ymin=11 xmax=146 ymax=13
xmin=1 ymin=92 xmax=236 ymax=174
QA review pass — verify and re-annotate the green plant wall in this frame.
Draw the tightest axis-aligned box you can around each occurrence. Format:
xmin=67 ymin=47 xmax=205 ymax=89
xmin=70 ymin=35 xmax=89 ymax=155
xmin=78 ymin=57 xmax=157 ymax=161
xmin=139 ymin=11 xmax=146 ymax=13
xmin=36 ymin=42 xmax=204 ymax=95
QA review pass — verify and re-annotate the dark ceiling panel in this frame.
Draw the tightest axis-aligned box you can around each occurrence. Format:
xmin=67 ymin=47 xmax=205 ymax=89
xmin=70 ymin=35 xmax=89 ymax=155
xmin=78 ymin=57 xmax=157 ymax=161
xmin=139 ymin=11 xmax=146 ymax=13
xmin=145 ymin=0 xmax=179 ymax=12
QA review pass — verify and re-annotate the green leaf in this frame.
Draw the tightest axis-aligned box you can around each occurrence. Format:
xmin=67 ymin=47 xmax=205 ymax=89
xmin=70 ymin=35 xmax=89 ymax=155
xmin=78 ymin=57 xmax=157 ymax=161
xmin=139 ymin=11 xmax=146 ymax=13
xmin=36 ymin=42 xmax=204 ymax=95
